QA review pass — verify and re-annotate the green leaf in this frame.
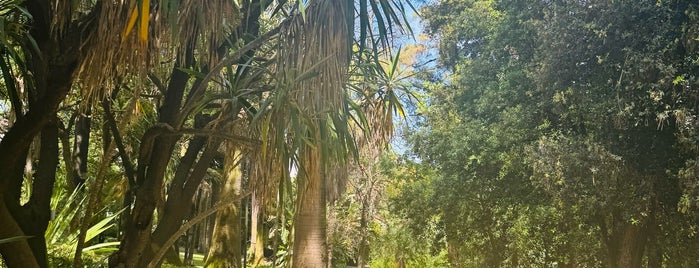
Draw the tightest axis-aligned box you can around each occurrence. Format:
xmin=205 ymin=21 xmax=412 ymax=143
xmin=298 ymin=0 xmax=307 ymax=22
xmin=0 ymin=236 xmax=32 ymax=244
xmin=82 ymin=241 xmax=121 ymax=253
xmin=85 ymin=208 xmax=125 ymax=243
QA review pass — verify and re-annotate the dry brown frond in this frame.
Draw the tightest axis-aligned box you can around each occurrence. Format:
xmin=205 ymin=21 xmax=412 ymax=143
xmin=260 ymin=1 xmax=355 ymax=206
xmin=76 ymin=0 xmax=241 ymax=106
xmin=277 ymin=0 xmax=350 ymax=117
xmin=78 ymin=0 xmax=149 ymax=104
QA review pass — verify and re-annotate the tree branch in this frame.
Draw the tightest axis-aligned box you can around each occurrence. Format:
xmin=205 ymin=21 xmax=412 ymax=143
xmin=177 ymin=25 xmax=282 ymax=126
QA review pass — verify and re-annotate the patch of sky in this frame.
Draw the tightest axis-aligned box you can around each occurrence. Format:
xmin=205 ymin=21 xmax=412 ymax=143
xmin=389 ymin=0 xmax=437 ymax=160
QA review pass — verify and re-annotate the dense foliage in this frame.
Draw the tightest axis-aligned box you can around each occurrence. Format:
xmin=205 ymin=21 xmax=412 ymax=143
xmin=402 ymin=0 xmax=699 ymax=267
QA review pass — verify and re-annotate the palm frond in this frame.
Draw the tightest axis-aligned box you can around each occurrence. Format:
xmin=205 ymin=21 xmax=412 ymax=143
xmin=79 ymin=0 xmax=242 ymax=104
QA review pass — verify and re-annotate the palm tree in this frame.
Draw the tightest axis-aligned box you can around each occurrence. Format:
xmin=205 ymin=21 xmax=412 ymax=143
xmin=0 ymin=0 xmax=412 ymax=267
xmin=262 ymin=1 xmax=414 ymax=267
xmin=205 ymin=142 xmax=244 ymax=268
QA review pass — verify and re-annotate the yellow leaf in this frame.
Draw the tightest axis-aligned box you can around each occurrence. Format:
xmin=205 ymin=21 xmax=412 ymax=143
xmin=139 ymin=0 xmax=150 ymax=41
xmin=122 ymin=6 xmax=139 ymax=43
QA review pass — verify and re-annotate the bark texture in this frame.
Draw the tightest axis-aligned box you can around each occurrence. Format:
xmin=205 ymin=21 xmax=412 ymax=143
xmin=292 ymin=142 xmax=327 ymax=268
xmin=205 ymin=147 xmax=243 ymax=268
xmin=249 ymin=191 xmax=265 ymax=266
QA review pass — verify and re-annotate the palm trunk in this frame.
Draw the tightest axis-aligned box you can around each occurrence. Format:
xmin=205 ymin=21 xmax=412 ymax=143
xmin=205 ymin=147 xmax=243 ymax=268
xmin=249 ymin=191 xmax=265 ymax=266
xmin=292 ymin=141 xmax=327 ymax=268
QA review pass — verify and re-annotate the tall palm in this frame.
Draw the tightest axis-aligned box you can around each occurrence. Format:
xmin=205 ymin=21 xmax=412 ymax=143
xmin=205 ymin=143 xmax=244 ymax=268
xmin=261 ymin=1 xmax=414 ymax=267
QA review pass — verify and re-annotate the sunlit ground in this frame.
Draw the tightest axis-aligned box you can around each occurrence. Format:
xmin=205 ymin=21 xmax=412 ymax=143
xmin=161 ymin=253 xmax=204 ymax=267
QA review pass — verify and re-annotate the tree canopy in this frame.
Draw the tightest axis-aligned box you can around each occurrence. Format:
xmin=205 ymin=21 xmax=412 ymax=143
xmin=404 ymin=0 xmax=699 ymax=267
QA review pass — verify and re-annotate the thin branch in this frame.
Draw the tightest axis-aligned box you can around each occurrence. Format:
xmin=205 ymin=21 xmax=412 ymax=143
xmin=174 ymin=128 xmax=260 ymax=147
xmin=102 ymin=98 xmax=137 ymax=191
xmin=140 ymin=122 xmax=260 ymax=149
xmin=147 ymin=191 xmax=252 ymax=268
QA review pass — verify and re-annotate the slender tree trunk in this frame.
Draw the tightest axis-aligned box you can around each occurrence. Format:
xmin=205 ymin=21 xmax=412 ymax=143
xmin=396 ymin=255 xmax=406 ymax=268
xmin=292 ymin=140 xmax=327 ymax=268
xmin=74 ymin=119 xmax=123 ymax=267
xmin=26 ymin=121 xmax=60 ymax=268
xmin=58 ymin=124 xmax=76 ymax=193
xmin=71 ymin=108 xmax=91 ymax=189
xmin=325 ymin=206 xmax=336 ymax=268
xmin=205 ymin=147 xmax=243 ymax=268
xmin=445 ymin=235 xmax=461 ymax=266
xmin=184 ymin=229 xmax=193 ymax=265
xmin=356 ymin=170 xmax=374 ymax=268
xmin=249 ymin=191 xmax=265 ymax=266
xmin=145 ymin=137 xmax=220 ymax=267
xmin=646 ymin=198 xmax=662 ymax=268
xmin=357 ymin=205 xmax=369 ymax=268
xmin=102 ymin=97 xmax=137 ymax=236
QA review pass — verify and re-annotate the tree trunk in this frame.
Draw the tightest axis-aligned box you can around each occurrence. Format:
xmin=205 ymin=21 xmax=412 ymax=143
xmin=325 ymin=206 xmax=336 ymax=268
xmin=0 ymin=0 xmax=92 ymax=265
xmin=249 ymin=191 xmax=265 ymax=266
xmin=109 ymin=60 xmax=192 ymax=268
xmin=145 ymin=137 xmax=220 ymax=267
xmin=205 ymin=147 xmax=243 ymax=268
xmin=71 ymin=108 xmax=91 ymax=189
xmin=292 ymin=141 xmax=327 ymax=268
xmin=607 ymin=222 xmax=647 ymax=268
xmin=102 ymin=97 xmax=137 ymax=236
xmin=357 ymin=206 xmax=369 ymax=268
xmin=646 ymin=202 xmax=662 ymax=268
xmin=0 ymin=57 xmax=73 ymax=266
xmin=445 ymin=235 xmax=461 ymax=267
xmin=0 ymin=120 xmax=59 ymax=268
xmin=357 ymin=171 xmax=374 ymax=268
xmin=0 ymin=199 xmax=39 ymax=268
xmin=26 ymin=122 xmax=60 ymax=267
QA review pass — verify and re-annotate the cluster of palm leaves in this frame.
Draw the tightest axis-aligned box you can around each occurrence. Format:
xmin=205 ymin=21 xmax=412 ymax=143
xmin=0 ymin=0 xmax=417 ymax=267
